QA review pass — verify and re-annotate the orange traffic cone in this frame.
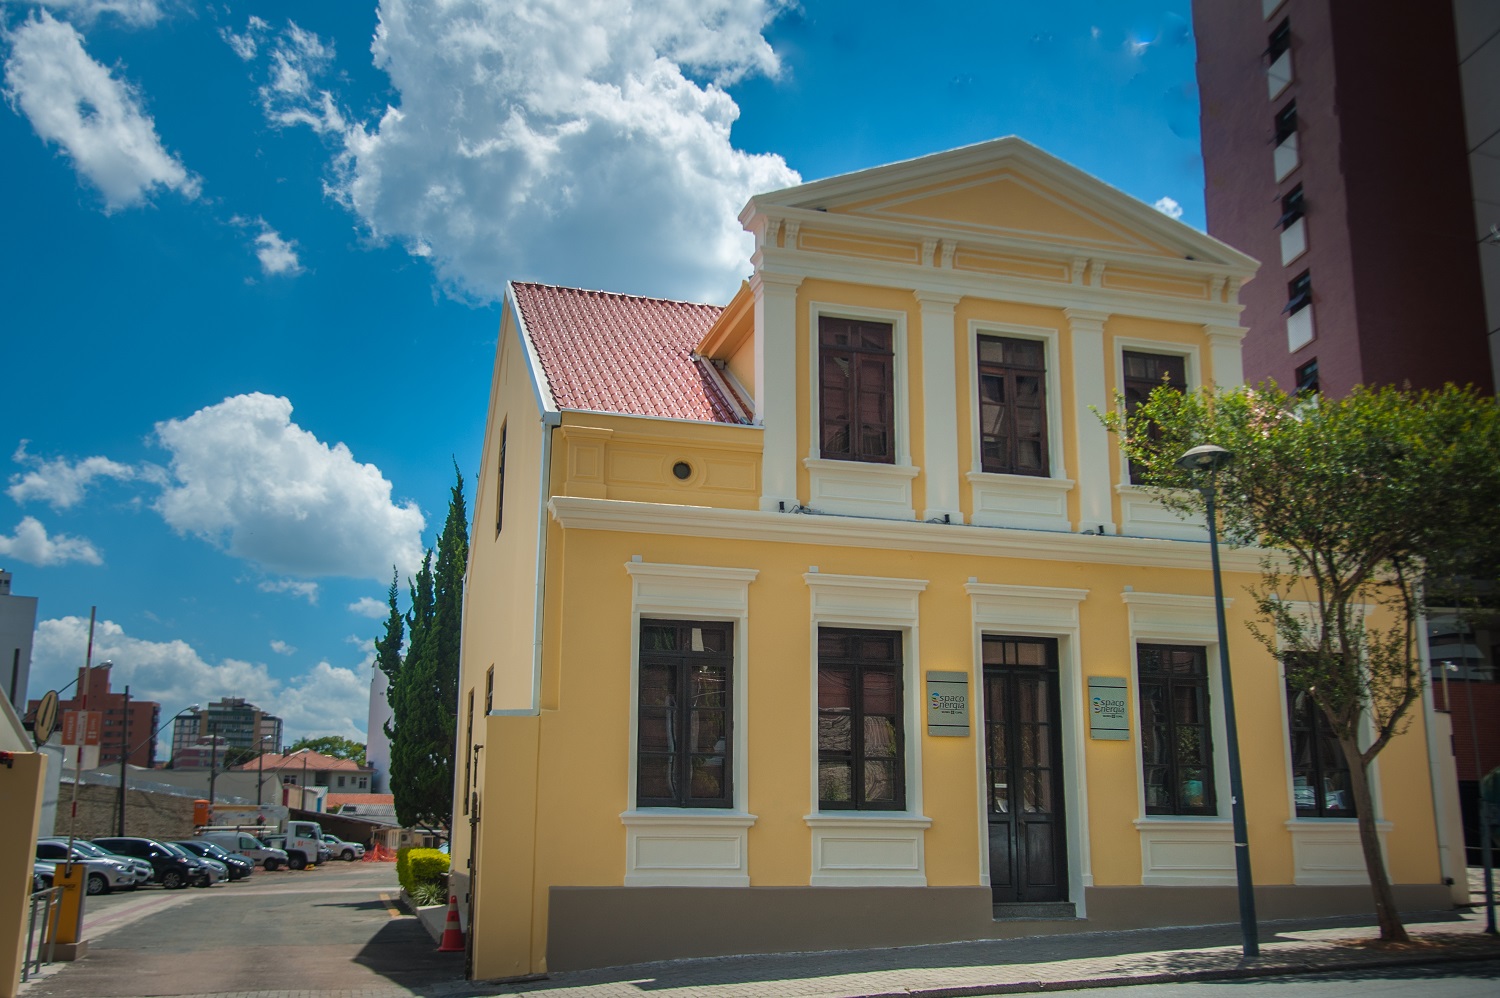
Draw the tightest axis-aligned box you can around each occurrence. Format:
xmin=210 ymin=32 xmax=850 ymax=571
xmin=437 ymin=894 xmax=465 ymax=952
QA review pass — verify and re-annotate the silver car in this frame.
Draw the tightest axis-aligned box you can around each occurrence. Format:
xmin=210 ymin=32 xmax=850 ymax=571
xmin=68 ymin=839 xmax=154 ymax=885
xmin=35 ymin=839 xmax=144 ymax=895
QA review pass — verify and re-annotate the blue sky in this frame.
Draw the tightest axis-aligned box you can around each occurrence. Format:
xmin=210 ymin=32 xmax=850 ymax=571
xmin=0 ymin=0 xmax=1200 ymax=752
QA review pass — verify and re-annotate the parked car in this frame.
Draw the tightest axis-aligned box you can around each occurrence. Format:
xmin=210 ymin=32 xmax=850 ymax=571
xmin=34 ymin=839 xmax=144 ymax=895
xmin=162 ymin=842 xmax=226 ymax=887
xmin=174 ymin=840 xmax=254 ymax=880
xmin=195 ymin=829 xmax=289 ymax=871
xmin=91 ymin=837 xmax=209 ymax=890
xmin=32 ymin=861 xmax=54 ymax=893
xmin=321 ymin=834 xmax=365 ymax=861
xmin=64 ymin=839 xmax=154 ymax=886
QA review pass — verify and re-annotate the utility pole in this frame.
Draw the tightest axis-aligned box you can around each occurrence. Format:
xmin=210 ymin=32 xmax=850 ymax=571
xmin=206 ymin=721 xmax=219 ymax=821
xmin=116 ymin=685 xmax=130 ymax=836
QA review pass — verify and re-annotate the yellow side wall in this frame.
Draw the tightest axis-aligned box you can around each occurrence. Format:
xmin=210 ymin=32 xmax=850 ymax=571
xmin=0 ymin=752 xmax=46 ymax=998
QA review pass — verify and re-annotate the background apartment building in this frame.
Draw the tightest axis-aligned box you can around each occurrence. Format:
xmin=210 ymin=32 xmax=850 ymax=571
xmin=171 ymin=697 xmax=283 ymax=766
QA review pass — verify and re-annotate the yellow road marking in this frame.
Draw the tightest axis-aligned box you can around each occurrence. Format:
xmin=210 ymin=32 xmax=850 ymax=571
xmin=379 ymin=891 xmax=403 ymax=919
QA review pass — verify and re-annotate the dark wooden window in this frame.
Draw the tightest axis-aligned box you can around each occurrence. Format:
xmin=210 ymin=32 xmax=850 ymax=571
xmin=1286 ymin=680 xmax=1354 ymax=818
xmin=818 ymin=627 xmax=905 ymax=810
xmin=1274 ymin=101 xmax=1297 ymax=145
xmin=485 ymin=666 xmax=494 ymax=714
xmin=819 ymin=316 xmax=895 ymax=464
xmin=1123 ymin=351 xmax=1186 ymax=485
xmin=495 ymin=422 xmax=507 ymax=534
xmin=637 ymin=620 xmax=732 ymax=808
xmin=978 ymin=335 xmax=1049 ymax=476
xmin=1138 ymin=644 xmax=1216 ymax=816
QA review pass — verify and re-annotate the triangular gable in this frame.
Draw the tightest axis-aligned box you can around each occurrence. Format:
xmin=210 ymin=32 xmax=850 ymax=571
xmin=745 ymin=136 xmax=1256 ymax=273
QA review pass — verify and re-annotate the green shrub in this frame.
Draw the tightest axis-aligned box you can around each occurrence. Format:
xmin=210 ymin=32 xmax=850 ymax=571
xmin=396 ymin=846 xmax=449 ymax=896
xmin=410 ymin=880 xmax=447 ymax=907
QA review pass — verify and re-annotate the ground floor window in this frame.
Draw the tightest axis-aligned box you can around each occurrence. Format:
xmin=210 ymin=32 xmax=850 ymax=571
xmin=636 ymin=620 xmax=733 ymax=807
xmin=818 ymin=627 xmax=905 ymax=810
xmin=1287 ymin=682 xmax=1355 ymax=818
xmin=1137 ymin=643 xmax=1216 ymax=816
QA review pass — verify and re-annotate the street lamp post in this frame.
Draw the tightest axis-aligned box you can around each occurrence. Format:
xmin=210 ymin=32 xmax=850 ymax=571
xmin=1177 ymin=444 xmax=1260 ymax=959
xmin=118 ymin=703 xmax=199 ymax=836
xmin=256 ymin=735 xmax=273 ymax=806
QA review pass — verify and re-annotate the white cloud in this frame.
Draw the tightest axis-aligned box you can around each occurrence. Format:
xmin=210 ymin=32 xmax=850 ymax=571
xmin=258 ymin=578 xmax=320 ymax=604
xmin=2 ymin=11 xmax=199 ymax=211
xmin=253 ymin=224 xmax=302 ymax=276
xmin=0 ymin=516 xmax=102 ymax=566
xmin=23 ymin=1 xmax=165 ymax=28
xmin=270 ymin=639 xmax=296 ymax=656
xmin=221 ymin=16 xmax=269 ymax=61
xmin=151 ymin=393 xmax=425 ymax=582
xmin=253 ymin=0 xmax=798 ymax=303
xmin=347 ymin=596 xmax=388 ymax=619
xmin=7 ymin=440 xmax=152 ymax=508
xmin=30 ymin=616 xmax=371 ymax=752
xmin=1153 ymin=196 xmax=1184 ymax=220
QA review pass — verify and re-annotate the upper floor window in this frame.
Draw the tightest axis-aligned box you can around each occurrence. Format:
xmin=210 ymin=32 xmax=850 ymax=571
xmin=494 ymin=422 xmax=507 ymax=534
xmin=1274 ymin=101 xmax=1298 ymax=145
xmin=1286 ymin=680 xmax=1354 ymax=818
xmin=1267 ymin=18 xmax=1291 ymax=61
xmin=818 ymin=316 xmax=894 ymax=464
xmin=636 ymin=620 xmax=733 ymax=808
xmin=1278 ymin=186 xmax=1304 ymax=229
xmin=1138 ymin=644 xmax=1217 ymax=816
xmin=818 ymin=627 xmax=905 ymax=811
xmin=977 ymin=335 xmax=1049 ymax=477
xmin=1285 ymin=271 xmax=1312 ymax=314
xmin=1295 ymin=358 xmax=1319 ymax=395
xmin=1123 ymin=350 xmax=1187 ymax=485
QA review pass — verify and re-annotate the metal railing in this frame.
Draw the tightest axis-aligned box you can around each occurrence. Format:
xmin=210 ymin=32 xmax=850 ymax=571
xmin=23 ymin=885 xmax=63 ymax=981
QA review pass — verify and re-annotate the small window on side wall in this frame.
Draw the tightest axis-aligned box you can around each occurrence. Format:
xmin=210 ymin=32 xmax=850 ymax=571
xmin=494 ymin=422 xmax=507 ymax=534
xmin=818 ymin=316 xmax=895 ymax=464
xmin=977 ymin=335 xmax=1049 ymax=477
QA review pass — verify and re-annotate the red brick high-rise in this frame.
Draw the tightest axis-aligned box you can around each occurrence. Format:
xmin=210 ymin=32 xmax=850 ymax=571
xmin=27 ymin=662 xmax=162 ymax=768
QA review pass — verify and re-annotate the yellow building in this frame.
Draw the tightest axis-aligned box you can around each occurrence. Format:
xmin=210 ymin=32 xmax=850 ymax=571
xmin=452 ymin=138 xmax=1455 ymax=979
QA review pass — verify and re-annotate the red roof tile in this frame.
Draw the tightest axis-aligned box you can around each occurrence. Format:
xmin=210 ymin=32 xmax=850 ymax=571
xmin=512 ymin=283 xmax=744 ymax=424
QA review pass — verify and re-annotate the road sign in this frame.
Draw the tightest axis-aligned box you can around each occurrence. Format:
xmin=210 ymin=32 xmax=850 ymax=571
xmin=32 ymin=690 xmax=59 ymax=746
xmin=61 ymin=709 xmax=102 ymax=746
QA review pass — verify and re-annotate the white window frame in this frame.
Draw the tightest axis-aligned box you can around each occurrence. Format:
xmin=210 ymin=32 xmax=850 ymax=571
xmin=621 ymin=561 xmax=758 ymax=887
xmin=804 ymin=301 xmax=918 ymax=520
xmin=967 ymin=582 xmax=1093 ymax=908
xmin=804 ymin=571 xmax=930 ymax=886
xmin=965 ymin=321 xmax=1075 ymax=531
xmin=1113 ymin=340 xmax=1207 ymax=540
xmin=1124 ymin=591 xmax=1235 ymax=886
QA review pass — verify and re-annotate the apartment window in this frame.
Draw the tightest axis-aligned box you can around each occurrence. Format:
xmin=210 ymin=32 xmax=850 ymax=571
xmin=1285 ymin=271 xmax=1312 ymax=314
xmin=818 ymin=627 xmax=905 ymax=811
xmin=1286 ymin=681 xmax=1354 ymax=818
xmin=1123 ymin=351 xmax=1187 ymax=485
xmin=495 ymin=422 xmax=507 ymax=534
xmin=977 ymin=335 xmax=1049 ymax=476
xmin=1295 ymin=358 xmax=1319 ymax=395
xmin=358 ymin=777 xmax=368 ymax=789
xmin=485 ymin=666 xmax=494 ymax=714
xmin=1267 ymin=18 xmax=1291 ymax=61
xmin=1274 ymin=102 xmax=1297 ymax=145
xmin=637 ymin=620 xmax=733 ymax=808
xmin=1278 ymin=186 xmax=1304 ymax=229
xmin=1138 ymin=644 xmax=1216 ymax=816
xmin=818 ymin=316 xmax=895 ymax=464
xmin=337 ymin=776 xmax=346 ymax=788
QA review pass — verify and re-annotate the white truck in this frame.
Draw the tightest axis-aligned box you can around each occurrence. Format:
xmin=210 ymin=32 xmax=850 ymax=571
xmin=193 ymin=828 xmax=290 ymax=871
xmin=198 ymin=805 xmax=326 ymax=870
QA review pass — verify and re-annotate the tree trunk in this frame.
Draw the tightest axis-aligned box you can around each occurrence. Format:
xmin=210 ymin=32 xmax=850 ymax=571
xmin=1342 ymin=736 xmax=1409 ymax=943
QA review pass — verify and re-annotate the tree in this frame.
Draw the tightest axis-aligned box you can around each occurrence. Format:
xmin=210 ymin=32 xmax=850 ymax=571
xmin=384 ymin=464 xmax=469 ymax=833
xmin=1106 ymin=382 xmax=1500 ymax=943
xmin=287 ymin=735 xmax=367 ymax=766
xmin=222 ymin=746 xmax=260 ymax=768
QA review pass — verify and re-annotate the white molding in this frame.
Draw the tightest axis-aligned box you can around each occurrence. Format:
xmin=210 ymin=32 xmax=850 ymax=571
xmin=1133 ymin=818 xmax=1236 ymax=886
xmin=967 ymin=583 xmax=1092 ymax=909
xmin=1284 ymin=819 xmax=1393 ymax=886
xmin=753 ymin=272 xmax=803 ymax=511
xmin=804 ymin=458 xmax=919 ymax=520
xmin=966 ymin=472 xmax=1074 ymax=531
xmin=623 ymin=561 xmax=756 ymax=885
xmin=804 ymin=814 xmax=932 ymax=887
xmin=916 ymin=291 xmax=964 ymax=522
xmin=1121 ymin=591 xmax=1229 ymax=644
xmin=1117 ymin=485 xmax=1210 ymax=542
xmin=548 ymin=497 xmax=1278 ymax=574
xmin=620 ymin=810 xmax=757 ymax=887
xmin=805 ymin=573 xmax=928 ymax=883
xmin=1203 ymin=325 xmax=1248 ymax=390
xmin=1066 ymin=308 xmax=1115 ymax=534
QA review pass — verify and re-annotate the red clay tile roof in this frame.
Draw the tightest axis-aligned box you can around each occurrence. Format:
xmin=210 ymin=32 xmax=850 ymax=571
xmin=326 ymin=793 xmax=393 ymax=809
xmin=233 ymin=750 xmax=370 ymax=773
xmin=512 ymin=282 xmax=745 ymax=424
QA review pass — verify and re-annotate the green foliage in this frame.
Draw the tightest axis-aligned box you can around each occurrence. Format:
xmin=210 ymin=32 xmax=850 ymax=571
xmin=221 ymin=746 xmax=259 ymax=768
xmin=395 ymin=846 xmax=450 ymax=898
xmin=386 ymin=465 xmax=469 ymax=832
xmin=1103 ymin=380 xmax=1500 ymax=940
xmin=410 ymin=880 xmax=448 ymax=907
xmin=286 ymin=735 xmax=367 ymax=766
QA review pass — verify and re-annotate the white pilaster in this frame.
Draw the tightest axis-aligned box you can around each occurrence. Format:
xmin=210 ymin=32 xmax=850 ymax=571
xmin=1204 ymin=325 xmax=1248 ymax=389
xmin=1066 ymin=308 xmax=1114 ymax=535
xmin=915 ymin=290 xmax=964 ymax=523
xmin=754 ymin=271 xmax=805 ymax=511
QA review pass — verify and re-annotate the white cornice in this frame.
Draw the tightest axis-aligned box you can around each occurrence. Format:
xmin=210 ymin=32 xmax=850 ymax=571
xmin=750 ymin=249 xmax=1245 ymax=328
xmin=547 ymin=497 xmax=1274 ymax=574
xmin=505 ymin=283 xmax=558 ymax=418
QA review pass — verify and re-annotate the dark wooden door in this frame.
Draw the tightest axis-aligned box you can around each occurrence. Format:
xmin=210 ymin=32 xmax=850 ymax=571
xmin=983 ymin=636 xmax=1067 ymax=903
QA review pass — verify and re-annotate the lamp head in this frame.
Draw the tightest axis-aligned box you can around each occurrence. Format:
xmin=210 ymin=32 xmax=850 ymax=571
xmin=1175 ymin=443 xmax=1233 ymax=473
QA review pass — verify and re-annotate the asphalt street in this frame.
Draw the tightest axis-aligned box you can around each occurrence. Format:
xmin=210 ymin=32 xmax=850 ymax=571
xmin=20 ymin=860 xmax=465 ymax=997
xmin=1036 ymin=959 xmax=1500 ymax=996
